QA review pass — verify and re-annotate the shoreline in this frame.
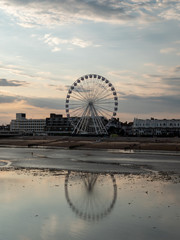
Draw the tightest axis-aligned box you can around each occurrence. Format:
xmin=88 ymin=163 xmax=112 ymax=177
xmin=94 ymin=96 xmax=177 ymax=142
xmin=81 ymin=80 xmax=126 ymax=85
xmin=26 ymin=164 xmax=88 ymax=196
xmin=0 ymin=136 xmax=180 ymax=151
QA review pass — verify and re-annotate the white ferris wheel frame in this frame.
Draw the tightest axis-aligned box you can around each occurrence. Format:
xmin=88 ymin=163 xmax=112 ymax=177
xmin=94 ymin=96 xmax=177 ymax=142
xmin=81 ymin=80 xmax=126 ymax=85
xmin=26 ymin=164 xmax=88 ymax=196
xmin=65 ymin=74 xmax=118 ymax=135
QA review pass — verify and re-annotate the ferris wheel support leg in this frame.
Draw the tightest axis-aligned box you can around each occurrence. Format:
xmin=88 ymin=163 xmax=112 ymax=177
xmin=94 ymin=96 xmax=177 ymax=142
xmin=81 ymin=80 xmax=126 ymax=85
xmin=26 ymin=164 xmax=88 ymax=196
xmin=72 ymin=106 xmax=89 ymax=134
xmin=90 ymin=104 xmax=101 ymax=135
xmin=81 ymin=115 xmax=89 ymax=133
xmin=92 ymin=104 xmax=108 ymax=135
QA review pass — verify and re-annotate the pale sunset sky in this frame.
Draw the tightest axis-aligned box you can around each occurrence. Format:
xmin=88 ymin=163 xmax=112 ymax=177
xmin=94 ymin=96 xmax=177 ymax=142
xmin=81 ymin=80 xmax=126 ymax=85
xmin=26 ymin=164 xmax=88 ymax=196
xmin=0 ymin=0 xmax=180 ymax=124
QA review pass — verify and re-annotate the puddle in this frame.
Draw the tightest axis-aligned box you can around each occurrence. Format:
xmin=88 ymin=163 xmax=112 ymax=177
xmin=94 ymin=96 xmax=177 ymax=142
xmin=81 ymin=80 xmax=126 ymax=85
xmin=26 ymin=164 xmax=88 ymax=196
xmin=0 ymin=160 xmax=11 ymax=167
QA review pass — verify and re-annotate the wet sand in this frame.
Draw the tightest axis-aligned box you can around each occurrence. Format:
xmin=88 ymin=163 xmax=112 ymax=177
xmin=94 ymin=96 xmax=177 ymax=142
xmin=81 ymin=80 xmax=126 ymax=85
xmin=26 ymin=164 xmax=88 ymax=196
xmin=0 ymin=136 xmax=180 ymax=151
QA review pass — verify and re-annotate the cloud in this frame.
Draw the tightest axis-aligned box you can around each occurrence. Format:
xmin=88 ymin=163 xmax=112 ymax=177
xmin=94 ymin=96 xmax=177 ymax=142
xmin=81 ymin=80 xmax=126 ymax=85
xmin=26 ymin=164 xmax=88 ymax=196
xmin=51 ymin=47 xmax=61 ymax=52
xmin=109 ymin=63 xmax=180 ymax=101
xmin=162 ymin=77 xmax=180 ymax=89
xmin=0 ymin=92 xmax=65 ymax=110
xmin=0 ymin=62 xmax=62 ymax=82
xmin=159 ymin=4 xmax=180 ymax=21
xmin=0 ymin=94 xmax=17 ymax=103
xmin=37 ymin=34 xmax=94 ymax=52
xmin=118 ymin=93 xmax=180 ymax=114
xmin=0 ymin=78 xmax=27 ymax=87
xmin=0 ymin=0 xmax=179 ymax=28
xmin=174 ymin=65 xmax=180 ymax=72
xmin=160 ymin=48 xmax=176 ymax=54
xmin=0 ymin=63 xmax=35 ymax=79
xmin=25 ymin=97 xmax=65 ymax=109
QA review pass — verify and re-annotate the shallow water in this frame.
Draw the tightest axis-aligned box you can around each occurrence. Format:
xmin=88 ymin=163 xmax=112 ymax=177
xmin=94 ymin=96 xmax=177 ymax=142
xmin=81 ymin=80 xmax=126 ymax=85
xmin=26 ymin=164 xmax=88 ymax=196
xmin=0 ymin=170 xmax=180 ymax=240
xmin=0 ymin=147 xmax=180 ymax=173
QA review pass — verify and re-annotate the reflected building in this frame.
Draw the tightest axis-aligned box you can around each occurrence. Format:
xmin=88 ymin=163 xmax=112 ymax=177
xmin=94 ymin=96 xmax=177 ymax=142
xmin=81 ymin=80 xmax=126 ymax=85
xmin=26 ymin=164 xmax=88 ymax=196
xmin=64 ymin=171 xmax=117 ymax=221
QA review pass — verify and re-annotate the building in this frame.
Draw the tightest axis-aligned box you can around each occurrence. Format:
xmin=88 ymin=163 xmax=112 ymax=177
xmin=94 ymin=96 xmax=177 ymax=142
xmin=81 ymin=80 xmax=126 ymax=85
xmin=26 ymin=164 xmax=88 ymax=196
xmin=133 ymin=118 xmax=180 ymax=137
xmin=45 ymin=113 xmax=73 ymax=135
xmin=10 ymin=113 xmax=46 ymax=134
xmin=121 ymin=121 xmax=133 ymax=136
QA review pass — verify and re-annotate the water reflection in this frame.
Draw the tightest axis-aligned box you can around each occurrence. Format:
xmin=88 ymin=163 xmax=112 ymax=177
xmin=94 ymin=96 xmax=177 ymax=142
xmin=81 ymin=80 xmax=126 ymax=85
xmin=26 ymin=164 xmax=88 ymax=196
xmin=65 ymin=171 xmax=117 ymax=221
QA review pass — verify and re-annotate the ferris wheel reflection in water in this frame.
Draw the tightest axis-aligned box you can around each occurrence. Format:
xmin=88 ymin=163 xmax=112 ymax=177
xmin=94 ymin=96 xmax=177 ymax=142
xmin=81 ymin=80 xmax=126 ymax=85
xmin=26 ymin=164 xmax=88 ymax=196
xmin=64 ymin=171 xmax=117 ymax=221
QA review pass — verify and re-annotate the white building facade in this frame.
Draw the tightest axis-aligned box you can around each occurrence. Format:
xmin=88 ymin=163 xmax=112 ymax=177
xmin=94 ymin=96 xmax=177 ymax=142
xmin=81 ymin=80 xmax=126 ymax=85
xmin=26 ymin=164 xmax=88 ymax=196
xmin=133 ymin=118 xmax=180 ymax=136
xmin=10 ymin=113 xmax=46 ymax=134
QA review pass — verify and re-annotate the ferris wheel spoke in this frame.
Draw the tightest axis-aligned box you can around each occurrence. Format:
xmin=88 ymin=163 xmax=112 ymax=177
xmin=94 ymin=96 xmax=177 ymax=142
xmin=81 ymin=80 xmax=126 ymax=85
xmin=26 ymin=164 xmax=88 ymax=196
xmin=80 ymin=77 xmax=91 ymax=100
xmin=94 ymin=79 xmax=109 ymax=99
xmin=70 ymin=107 xmax=85 ymax=116
xmin=89 ymin=78 xmax=97 ymax=99
xmin=70 ymin=94 xmax=87 ymax=102
xmin=96 ymin=105 xmax=113 ymax=113
xmin=86 ymin=78 xmax=92 ymax=99
xmin=76 ymin=82 xmax=90 ymax=100
xmin=92 ymin=82 xmax=107 ymax=100
xmin=91 ymin=77 xmax=99 ymax=99
xmin=72 ymin=90 xmax=89 ymax=101
xmin=94 ymin=92 xmax=114 ymax=102
xmin=95 ymin=100 xmax=115 ymax=105
xmin=69 ymin=103 xmax=85 ymax=107
xmin=96 ymin=99 xmax=115 ymax=104
xmin=69 ymin=103 xmax=86 ymax=108
xmin=88 ymin=77 xmax=95 ymax=99
xmin=95 ymin=96 xmax=115 ymax=103
xmin=69 ymin=106 xmax=85 ymax=110
xmin=96 ymin=107 xmax=112 ymax=119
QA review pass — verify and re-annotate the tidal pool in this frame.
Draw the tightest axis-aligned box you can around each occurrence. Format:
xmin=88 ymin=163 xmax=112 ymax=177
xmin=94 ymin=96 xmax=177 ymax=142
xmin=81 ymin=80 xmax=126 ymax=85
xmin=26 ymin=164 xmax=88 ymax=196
xmin=0 ymin=169 xmax=179 ymax=240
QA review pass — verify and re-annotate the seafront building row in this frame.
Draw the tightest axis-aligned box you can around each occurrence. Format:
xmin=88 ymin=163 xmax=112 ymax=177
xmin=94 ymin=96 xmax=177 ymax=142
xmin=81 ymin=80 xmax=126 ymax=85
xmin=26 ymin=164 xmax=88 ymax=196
xmin=1 ymin=113 xmax=180 ymax=137
xmin=133 ymin=118 xmax=180 ymax=137
xmin=10 ymin=113 xmax=73 ymax=135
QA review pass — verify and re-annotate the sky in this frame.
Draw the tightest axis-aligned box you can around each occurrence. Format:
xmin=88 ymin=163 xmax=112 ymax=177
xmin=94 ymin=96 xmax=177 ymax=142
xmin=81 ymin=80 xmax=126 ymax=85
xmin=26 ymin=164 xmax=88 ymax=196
xmin=0 ymin=0 xmax=180 ymax=124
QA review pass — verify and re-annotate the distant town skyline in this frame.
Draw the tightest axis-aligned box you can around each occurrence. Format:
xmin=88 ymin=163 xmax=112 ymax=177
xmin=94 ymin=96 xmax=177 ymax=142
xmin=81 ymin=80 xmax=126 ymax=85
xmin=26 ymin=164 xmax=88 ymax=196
xmin=0 ymin=0 xmax=180 ymax=124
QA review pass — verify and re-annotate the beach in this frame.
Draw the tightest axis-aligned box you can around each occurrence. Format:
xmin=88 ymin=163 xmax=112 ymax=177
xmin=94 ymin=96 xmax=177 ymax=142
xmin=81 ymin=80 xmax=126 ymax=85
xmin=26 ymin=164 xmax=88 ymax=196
xmin=0 ymin=136 xmax=180 ymax=151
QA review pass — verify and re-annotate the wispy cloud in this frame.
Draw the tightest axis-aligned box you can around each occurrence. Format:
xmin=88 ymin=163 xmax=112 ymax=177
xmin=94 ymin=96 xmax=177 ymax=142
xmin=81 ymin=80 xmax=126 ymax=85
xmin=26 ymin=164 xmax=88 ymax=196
xmin=173 ymin=65 xmax=180 ymax=72
xmin=160 ymin=48 xmax=176 ymax=54
xmin=0 ymin=0 xmax=179 ymax=28
xmin=0 ymin=62 xmax=35 ymax=79
xmin=0 ymin=78 xmax=27 ymax=87
xmin=0 ymin=62 xmax=62 ymax=82
xmin=118 ymin=93 xmax=180 ymax=114
xmin=159 ymin=4 xmax=180 ymax=21
xmin=37 ymin=33 xmax=94 ymax=52
xmin=0 ymin=94 xmax=17 ymax=103
xmin=109 ymin=63 xmax=180 ymax=99
xmin=0 ymin=93 xmax=65 ymax=109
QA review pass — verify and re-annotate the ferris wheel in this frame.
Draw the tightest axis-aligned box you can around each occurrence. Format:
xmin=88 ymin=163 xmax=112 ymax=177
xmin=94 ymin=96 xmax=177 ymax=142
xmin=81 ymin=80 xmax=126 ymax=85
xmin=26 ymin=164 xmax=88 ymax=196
xmin=65 ymin=74 xmax=118 ymax=135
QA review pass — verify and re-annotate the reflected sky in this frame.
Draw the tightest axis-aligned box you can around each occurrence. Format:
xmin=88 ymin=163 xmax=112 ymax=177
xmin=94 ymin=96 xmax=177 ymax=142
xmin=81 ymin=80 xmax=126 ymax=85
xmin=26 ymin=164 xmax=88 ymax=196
xmin=0 ymin=170 xmax=180 ymax=240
